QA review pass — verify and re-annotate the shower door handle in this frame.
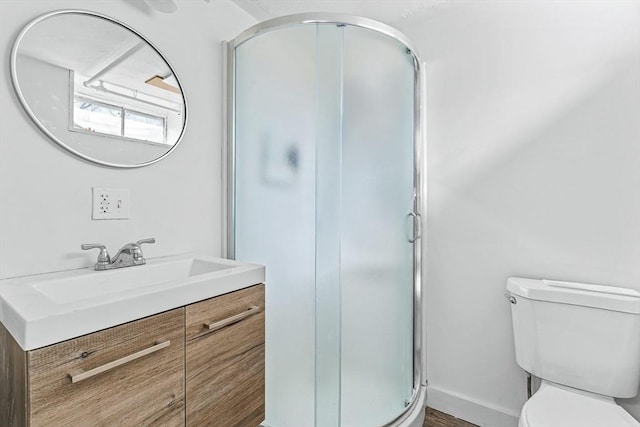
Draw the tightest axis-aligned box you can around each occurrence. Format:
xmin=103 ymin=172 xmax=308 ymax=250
xmin=408 ymin=212 xmax=421 ymax=243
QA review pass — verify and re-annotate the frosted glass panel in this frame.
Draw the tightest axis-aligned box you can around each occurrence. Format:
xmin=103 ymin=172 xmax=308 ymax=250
xmin=340 ymin=26 xmax=415 ymax=426
xmin=234 ymin=25 xmax=317 ymax=427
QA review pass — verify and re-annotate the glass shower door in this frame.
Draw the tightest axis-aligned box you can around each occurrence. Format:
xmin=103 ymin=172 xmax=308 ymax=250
xmin=233 ymin=21 xmax=417 ymax=427
xmin=338 ymin=25 xmax=415 ymax=427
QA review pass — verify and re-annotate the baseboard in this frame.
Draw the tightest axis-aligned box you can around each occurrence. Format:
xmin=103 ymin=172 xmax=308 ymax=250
xmin=426 ymin=385 xmax=519 ymax=427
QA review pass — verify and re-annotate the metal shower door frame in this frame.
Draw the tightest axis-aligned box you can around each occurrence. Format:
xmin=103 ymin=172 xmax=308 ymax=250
xmin=222 ymin=13 xmax=425 ymax=426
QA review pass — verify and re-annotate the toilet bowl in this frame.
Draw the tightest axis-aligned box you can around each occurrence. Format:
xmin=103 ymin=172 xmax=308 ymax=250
xmin=519 ymin=381 xmax=639 ymax=427
xmin=506 ymin=277 xmax=640 ymax=427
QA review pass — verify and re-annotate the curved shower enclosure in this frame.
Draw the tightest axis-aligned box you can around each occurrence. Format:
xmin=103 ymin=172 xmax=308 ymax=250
xmin=226 ymin=14 xmax=424 ymax=427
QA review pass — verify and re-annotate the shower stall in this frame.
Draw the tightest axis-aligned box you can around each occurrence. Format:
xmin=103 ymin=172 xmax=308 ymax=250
xmin=225 ymin=14 xmax=425 ymax=427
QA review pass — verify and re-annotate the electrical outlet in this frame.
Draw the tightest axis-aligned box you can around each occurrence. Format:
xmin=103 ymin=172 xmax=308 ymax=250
xmin=92 ymin=188 xmax=130 ymax=220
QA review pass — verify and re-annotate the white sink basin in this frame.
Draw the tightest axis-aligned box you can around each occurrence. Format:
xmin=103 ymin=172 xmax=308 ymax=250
xmin=34 ymin=258 xmax=232 ymax=304
xmin=0 ymin=254 xmax=265 ymax=350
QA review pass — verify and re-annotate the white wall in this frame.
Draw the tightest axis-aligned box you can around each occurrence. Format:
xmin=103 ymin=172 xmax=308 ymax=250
xmin=0 ymin=0 xmax=256 ymax=278
xmin=399 ymin=1 xmax=640 ymax=425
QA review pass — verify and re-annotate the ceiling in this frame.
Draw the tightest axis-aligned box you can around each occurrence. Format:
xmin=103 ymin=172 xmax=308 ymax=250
xmin=18 ymin=13 xmax=181 ymax=105
xmin=231 ymin=0 xmax=451 ymax=29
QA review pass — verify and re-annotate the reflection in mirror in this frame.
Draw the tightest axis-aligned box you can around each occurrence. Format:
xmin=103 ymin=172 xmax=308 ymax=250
xmin=11 ymin=11 xmax=187 ymax=167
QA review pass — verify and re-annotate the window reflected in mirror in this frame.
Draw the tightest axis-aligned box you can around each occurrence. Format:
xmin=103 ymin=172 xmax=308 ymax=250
xmin=11 ymin=11 xmax=187 ymax=167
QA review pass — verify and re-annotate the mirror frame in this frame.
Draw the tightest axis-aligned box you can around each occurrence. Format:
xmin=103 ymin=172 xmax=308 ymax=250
xmin=10 ymin=9 xmax=188 ymax=168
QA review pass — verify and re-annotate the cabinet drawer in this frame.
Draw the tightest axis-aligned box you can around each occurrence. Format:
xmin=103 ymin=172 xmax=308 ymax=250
xmin=186 ymin=284 xmax=265 ymax=427
xmin=27 ymin=308 xmax=185 ymax=427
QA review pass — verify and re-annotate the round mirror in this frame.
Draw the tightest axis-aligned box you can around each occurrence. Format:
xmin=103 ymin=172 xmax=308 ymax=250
xmin=11 ymin=10 xmax=187 ymax=168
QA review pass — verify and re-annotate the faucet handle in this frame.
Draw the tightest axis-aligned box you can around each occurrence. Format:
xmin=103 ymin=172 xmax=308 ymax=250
xmin=81 ymin=243 xmax=111 ymax=264
xmin=136 ymin=238 xmax=156 ymax=246
xmin=131 ymin=238 xmax=154 ymax=262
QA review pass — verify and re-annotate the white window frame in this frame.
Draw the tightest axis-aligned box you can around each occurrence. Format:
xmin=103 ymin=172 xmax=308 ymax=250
xmin=69 ymin=78 xmax=169 ymax=146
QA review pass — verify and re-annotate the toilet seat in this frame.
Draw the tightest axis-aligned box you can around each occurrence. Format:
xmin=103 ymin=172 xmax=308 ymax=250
xmin=519 ymin=381 xmax=640 ymax=427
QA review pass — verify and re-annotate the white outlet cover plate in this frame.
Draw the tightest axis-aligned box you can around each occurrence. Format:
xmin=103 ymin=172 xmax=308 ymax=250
xmin=92 ymin=187 xmax=130 ymax=220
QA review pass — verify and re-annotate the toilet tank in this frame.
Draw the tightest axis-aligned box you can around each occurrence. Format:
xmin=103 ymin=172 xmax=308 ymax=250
xmin=506 ymin=277 xmax=640 ymax=398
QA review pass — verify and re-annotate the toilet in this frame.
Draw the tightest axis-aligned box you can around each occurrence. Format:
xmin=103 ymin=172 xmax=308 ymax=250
xmin=506 ymin=277 xmax=640 ymax=427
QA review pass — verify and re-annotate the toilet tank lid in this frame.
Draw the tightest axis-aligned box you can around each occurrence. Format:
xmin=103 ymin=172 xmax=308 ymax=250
xmin=507 ymin=277 xmax=640 ymax=314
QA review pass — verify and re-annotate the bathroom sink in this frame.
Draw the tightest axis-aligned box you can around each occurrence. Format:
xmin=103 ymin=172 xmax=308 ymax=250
xmin=0 ymin=254 xmax=264 ymax=350
xmin=34 ymin=257 xmax=232 ymax=304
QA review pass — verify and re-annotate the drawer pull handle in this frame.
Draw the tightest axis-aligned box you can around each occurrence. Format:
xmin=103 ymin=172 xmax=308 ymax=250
xmin=204 ymin=305 xmax=261 ymax=332
xmin=68 ymin=340 xmax=170 ymax=384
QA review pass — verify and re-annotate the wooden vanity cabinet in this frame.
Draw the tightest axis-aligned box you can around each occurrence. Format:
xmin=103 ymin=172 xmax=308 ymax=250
xmin=0 ymin=284 xmax=265 ymax=427
xmin=2 ymin=308 xmax=185 ymax=427
xmin=186 ymin=284 xmax=265 ymax=427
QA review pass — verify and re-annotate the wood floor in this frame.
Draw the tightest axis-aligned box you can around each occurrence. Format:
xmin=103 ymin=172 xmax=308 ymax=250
xmin=424 ymin=407 xmax=478 ymax=427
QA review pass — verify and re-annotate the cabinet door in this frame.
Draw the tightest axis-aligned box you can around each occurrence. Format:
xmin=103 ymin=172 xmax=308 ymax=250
xmin=186 ymin=284 xmax=265 ymax=427
xmin=28 ymin=308 xmax=185 ymax=427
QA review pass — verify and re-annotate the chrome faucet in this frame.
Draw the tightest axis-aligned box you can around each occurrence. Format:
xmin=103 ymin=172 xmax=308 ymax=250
xmin=81 ymin=238 xmax=155 ymax=270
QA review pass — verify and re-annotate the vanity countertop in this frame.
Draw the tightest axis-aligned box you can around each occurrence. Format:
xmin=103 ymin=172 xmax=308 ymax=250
xmin=0 ymin=254 xmax=265 ymax=350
